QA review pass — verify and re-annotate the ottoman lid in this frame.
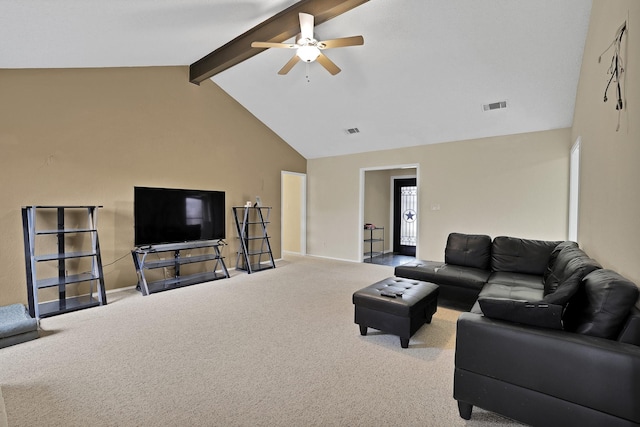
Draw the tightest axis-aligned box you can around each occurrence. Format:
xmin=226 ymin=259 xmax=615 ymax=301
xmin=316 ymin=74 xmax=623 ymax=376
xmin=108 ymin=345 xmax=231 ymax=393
xmin=353 ymin=277 xmax=439 ymax=317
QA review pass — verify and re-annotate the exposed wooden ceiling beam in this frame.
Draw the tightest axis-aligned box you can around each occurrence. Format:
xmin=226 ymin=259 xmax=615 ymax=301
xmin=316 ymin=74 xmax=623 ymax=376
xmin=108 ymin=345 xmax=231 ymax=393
xmin=189 ymin=0 xmax=369 ymax=84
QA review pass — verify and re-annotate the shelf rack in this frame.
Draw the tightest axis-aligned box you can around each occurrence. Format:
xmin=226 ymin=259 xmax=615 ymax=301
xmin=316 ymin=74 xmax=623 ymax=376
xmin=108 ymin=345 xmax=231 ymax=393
xmin=364 ymin=226 xmax=385 ymax=262
xmin=233 ymin=206 xmax=275 ymax=273
xmin=21 ymin=205 xmax=107 ymax=318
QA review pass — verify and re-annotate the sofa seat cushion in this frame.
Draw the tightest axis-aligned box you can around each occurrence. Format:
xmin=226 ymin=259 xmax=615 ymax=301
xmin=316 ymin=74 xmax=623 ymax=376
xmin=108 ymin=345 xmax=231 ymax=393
xmin=487 ymin=271 xmax=544 ymax=290
xmin=445 ymin=233 xmax=492 ymax=270
xmin=563 ymin=269 xmax=640 ymax=340
xmin=431 ymin=264 xmax=491 ymax=290
xmin=479 ymin=282 xmax=545 ymax=302
xmin=395 ymin=262 xmax=490 ymax=291
xmin=491 ymin=236 xmax=562 ymax=276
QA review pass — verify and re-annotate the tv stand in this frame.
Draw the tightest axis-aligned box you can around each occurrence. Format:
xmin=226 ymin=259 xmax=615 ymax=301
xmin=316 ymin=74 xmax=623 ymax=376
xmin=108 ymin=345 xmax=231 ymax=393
xmin=131 ymin=240 xmax=229 ymax=296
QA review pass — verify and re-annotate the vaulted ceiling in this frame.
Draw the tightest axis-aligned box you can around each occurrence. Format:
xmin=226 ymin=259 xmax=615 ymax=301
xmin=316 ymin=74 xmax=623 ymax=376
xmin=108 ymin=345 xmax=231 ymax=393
xmin=0 ymin=0 xmax=592 ymax=159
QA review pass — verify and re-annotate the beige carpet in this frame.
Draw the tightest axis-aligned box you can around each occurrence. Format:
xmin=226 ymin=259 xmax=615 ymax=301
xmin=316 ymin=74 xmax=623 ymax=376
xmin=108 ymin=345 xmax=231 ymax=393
xmin=0 ymin=255 xmax=522 ymax=426
xmin=0 ymin=386 xmax=7 ymax=427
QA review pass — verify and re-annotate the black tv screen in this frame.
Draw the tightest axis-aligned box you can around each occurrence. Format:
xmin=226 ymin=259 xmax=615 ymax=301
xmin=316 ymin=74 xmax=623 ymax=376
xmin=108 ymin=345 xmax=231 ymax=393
xmin=134 ymin=186 xmax=225 ymax=246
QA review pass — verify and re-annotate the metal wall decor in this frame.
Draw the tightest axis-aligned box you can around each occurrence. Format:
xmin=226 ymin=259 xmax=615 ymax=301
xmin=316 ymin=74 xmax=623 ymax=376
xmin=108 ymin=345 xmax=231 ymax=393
xmin=599 ymin=19 xmax=627 ymax=131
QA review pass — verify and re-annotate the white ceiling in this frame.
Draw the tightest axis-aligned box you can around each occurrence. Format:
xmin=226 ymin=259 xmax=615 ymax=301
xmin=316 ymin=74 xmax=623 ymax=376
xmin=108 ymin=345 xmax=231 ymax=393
xmin=0 ymin=0 xmax=592 ymax=159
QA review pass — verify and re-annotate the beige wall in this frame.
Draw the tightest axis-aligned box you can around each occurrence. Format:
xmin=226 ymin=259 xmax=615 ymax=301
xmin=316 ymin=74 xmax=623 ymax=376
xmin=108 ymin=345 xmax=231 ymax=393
xmin=308 ymin=129 xmax=571 ymax=262
xmin=572 ymin=0 xmax=640 ymax=285
xmin=0 ymin=66 xmax=306 ymax=306
xmin=363 ymin=170 xmax=390 ymax=235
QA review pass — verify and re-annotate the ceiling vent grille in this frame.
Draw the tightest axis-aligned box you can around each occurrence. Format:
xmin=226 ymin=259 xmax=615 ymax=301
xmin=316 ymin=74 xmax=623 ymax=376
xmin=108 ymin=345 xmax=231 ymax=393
xmin=482 ymin=101 xmax=507 ymax=111
xmin=345 ymin=127 xmax=360 ymax=135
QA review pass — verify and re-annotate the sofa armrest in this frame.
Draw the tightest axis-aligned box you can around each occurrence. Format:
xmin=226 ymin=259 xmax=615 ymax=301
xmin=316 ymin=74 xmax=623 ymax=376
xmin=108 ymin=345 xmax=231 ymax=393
xmin=394 ymin=260 xmax=444 ymax=283
xmin=455 ymin=312 xmax=640 ymax=424
xmin=477 ymin=297 xmax=563 ymax=329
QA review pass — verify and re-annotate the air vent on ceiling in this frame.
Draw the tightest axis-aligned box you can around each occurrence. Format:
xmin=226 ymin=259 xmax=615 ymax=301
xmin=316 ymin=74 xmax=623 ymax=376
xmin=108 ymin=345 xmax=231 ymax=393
xmin=345 ymin=127 xmax=360 ymax=135
xmin=482 ymin=101 xmax=507 ymax=111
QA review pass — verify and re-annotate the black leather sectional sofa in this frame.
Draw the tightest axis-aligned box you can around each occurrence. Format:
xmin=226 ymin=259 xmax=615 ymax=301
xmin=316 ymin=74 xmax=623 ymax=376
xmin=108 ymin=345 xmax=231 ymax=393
xmin=394 ymin=233 xmax=640 ymax=427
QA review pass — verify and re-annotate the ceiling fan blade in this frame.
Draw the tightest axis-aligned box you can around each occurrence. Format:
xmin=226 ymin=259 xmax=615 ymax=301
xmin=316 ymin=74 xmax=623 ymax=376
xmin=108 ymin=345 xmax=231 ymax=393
xmin=316 ymin=53 xmax=341 ymax=75
xmin=278 ymin=54 xmax=301 ymax=75
xmin=251 ymin=42 xmax=296 ymax=49
xmin=319 ymin=35 xmax=364 ymax=49
xmin=299 ymin=13 xmax=314 ymax=41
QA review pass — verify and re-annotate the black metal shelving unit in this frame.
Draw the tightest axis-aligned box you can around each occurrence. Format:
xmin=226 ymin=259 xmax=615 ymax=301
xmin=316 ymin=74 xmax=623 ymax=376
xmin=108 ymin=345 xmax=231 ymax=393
xmin=364 ymin=226 xmax=385 ymax=262
xmin=233 ymin=206 xmax=275 ymax=273
xmin=21 ymin=206 xmax=107 ymax=318
xmin=131 ymin=240 xmax=229 ymax=296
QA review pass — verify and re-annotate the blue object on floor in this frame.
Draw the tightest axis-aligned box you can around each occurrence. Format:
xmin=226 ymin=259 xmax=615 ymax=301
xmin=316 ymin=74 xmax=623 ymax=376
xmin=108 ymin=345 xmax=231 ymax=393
xmin=0 ymin=304 xmax=38 ymax=349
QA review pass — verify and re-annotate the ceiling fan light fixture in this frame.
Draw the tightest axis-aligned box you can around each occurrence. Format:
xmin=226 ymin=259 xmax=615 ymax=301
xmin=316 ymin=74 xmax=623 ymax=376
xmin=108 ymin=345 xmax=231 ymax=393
xmin=297 ymin=45 xmax=321 ymax=62
xmin=252 ymin=12 xmax=363 ymax=75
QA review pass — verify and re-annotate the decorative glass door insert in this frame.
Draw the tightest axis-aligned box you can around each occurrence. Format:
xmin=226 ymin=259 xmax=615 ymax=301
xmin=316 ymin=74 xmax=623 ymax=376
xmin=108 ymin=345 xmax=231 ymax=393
xmin=393 ymin=178 xmax=417 ymax=256
xmin=400 ymin=185 xmax=417 ymax=247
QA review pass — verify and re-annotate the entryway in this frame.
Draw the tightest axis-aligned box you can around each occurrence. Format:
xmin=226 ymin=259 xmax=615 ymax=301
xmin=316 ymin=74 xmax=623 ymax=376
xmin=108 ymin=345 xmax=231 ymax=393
xmin=281 ymin=171 xmax=306 ymax=256
xmin=361 ymin=166 xmax=418 ymax=264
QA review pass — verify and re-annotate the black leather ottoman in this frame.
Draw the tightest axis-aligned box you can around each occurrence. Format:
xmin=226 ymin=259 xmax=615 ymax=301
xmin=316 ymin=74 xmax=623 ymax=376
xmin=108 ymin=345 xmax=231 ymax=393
xmin=353 ymin=277 xmax=439 ymax=348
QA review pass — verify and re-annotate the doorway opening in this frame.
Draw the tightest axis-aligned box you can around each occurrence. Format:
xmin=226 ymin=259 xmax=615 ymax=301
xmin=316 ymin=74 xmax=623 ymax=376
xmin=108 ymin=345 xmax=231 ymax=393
xmin=281 ymin=171 xmax=306 ymax=256
xmin=360 ymin=166 xmax=418 ymax=266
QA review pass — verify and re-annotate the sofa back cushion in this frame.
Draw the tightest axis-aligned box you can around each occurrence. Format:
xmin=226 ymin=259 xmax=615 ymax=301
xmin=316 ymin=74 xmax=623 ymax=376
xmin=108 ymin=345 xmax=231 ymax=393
xmin=542 ymin=254 xmax=601 ymax=305
xmin=563 ymin=269 xmax=640 ymax=340
xmin=544 ymin=246 xmax=589 ymax=295
xmin=444 ymin=233 xmax=492 ymax=270
xmin=543 ymin=241 xmax=579 ymax=284
xmin=491 ymin=236 xmax=562 ymax=275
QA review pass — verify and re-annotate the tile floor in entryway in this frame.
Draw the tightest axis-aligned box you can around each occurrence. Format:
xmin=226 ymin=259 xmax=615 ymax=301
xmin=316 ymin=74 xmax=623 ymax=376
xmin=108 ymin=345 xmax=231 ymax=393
xmin=364 ymin=253 xmax=416 ymax=267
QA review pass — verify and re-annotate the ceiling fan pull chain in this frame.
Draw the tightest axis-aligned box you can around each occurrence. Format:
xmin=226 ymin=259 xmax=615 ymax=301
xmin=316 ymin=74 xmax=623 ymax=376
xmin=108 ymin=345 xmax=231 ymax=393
xmin=306 ymin=62 xmax=311 ymax=83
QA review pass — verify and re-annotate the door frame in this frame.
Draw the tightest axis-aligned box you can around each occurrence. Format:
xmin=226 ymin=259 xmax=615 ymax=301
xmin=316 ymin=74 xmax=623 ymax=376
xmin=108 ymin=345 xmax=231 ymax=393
xmin=568 ymin=137 xmax=581 ymax=242
xmin=359 ymin=164 xmax=419 ymax=261
xmin=281 ymin=171 xmax=307 ymax=256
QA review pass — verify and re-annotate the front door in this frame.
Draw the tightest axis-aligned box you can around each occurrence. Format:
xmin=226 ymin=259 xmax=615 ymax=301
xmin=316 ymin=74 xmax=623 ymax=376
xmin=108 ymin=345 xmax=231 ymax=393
xmin=393 ymin=178 xmax=417 ymax=256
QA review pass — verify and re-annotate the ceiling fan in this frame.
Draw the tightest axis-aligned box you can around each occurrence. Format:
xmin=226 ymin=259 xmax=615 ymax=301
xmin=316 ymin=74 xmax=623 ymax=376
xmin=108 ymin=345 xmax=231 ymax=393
xmin=251 ymin=12 xmax=364 ymax=75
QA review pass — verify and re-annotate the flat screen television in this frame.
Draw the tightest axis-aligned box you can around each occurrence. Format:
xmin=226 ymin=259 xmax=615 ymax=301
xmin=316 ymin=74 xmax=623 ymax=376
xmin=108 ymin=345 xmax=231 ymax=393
xmin=134 ymin=186 xmax=225 ymax=246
